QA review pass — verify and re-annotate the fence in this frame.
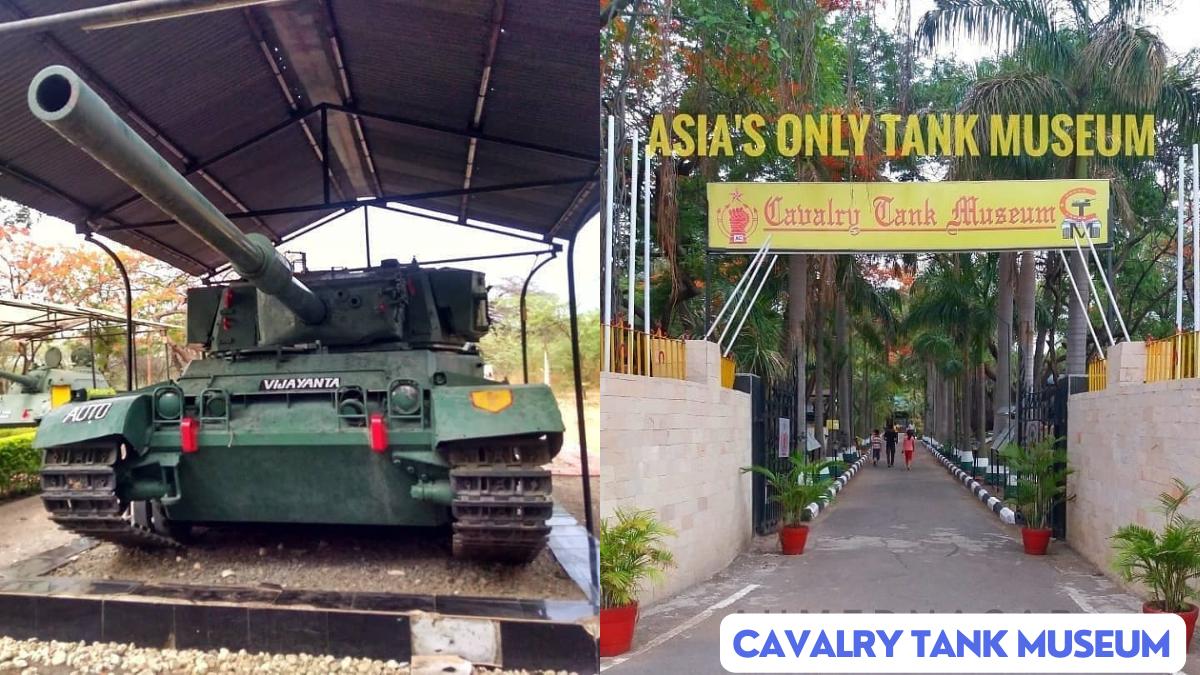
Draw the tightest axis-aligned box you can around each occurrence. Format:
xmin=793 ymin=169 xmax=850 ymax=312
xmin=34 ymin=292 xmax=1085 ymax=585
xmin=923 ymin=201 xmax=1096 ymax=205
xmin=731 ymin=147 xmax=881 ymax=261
xmin=603 ymin=324 xmax=687 ymax=380
xmin=721 ymin=355 xmax=736 ymax=389
xmin=1145 ymin=331 xmax=1200 ymax=383
xmin=1087 ymin=357 xmax=1106 ymax=391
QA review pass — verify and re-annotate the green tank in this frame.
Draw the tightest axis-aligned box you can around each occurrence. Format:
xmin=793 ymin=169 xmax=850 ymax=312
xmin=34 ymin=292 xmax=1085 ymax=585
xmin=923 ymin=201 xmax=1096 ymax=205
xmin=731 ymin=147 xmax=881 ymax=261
xmin=0 ymin=347 xmax=113 ymax=428
xmin=28 ymin=65 xmax=564 ymax=562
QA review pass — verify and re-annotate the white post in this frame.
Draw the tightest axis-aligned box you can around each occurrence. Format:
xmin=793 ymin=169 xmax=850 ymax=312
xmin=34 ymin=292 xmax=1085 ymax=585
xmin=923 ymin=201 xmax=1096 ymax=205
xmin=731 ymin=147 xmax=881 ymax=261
xmin=603 ymin=115 xmax=615 ymax=372
xmin=718 ymin=242 xmax=772 ymax=347
xmin=627 ymin=129 xmax=639 ymax=374
xmin=1059 ymin=249 xmax=1105 ymax=360
xmin=725 ymin=255 xmax=778 ymax=357
xmin=1193 ymin=143 xmax=1198 ymax=332
xmin=704 ymin=237 xmax=771 ymax=340
xmin=643 ymin=145 xmax=651 ymax=374
xmin=1071 ymin=234 xmax=1113 ymax=346
xmin=1178 ymin=154 xmax=1185 ymax=333
xmin=1082 ymin=228 xmax=1129 ymax=342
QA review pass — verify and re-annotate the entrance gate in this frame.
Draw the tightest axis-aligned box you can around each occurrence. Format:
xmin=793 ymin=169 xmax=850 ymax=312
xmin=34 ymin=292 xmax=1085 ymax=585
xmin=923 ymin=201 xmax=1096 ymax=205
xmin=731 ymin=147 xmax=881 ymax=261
xmin=1016 ymin=382 xmax=1070 ymax=540
xmin=738 ymin=357 xmax=800 ymax=536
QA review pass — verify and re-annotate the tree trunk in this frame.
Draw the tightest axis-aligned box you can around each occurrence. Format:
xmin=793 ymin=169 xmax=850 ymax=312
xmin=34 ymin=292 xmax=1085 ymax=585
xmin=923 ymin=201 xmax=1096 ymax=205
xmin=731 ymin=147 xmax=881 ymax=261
xmin=977 ymin=362 xmax=986 ymax=444
xmin=788 ymin=255 xmax=808 ymax=454
xmin=814 ymin=294 xmax=826 ymax=455
xmin=836 ymin=290 xmax=850 ymax=449
xmin=993 ymin=252 xmax=1014 ymax=443
xmin=1066 ymin=157 xmax=1091 ymax=391
xmin=1017 ymin=250 xmax=1037 ymax=395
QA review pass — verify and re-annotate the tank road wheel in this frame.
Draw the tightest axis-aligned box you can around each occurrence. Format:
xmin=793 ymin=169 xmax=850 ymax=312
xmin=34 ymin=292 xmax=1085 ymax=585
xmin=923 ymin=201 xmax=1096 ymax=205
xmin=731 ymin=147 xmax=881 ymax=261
xmin=132 ymin=500 xmax=193 ymax=542
xmin=39 ymin=441 xmax=183 ymax=549
xmin=445 ymin=435 xmax=558 ymax=563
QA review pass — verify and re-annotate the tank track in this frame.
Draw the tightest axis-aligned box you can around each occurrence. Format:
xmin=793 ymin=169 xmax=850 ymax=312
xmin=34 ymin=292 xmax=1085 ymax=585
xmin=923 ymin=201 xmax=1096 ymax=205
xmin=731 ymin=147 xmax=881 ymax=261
xmin=39 ymin=442 xmax=183 ymax=548
xmin=445 ymin=435 xmax=559 ymax=563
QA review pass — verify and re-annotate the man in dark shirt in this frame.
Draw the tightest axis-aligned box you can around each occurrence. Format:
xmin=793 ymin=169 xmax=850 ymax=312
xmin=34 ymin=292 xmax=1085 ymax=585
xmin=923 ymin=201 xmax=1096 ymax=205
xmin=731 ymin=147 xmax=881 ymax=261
xmin=884 ymin=424 xmax=899 ymax=468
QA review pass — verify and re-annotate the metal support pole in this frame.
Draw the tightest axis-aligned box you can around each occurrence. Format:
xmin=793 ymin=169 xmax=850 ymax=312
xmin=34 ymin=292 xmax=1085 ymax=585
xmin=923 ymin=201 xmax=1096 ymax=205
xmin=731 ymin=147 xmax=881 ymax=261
xmin=363 ymin=206 xmax=371 ymax=268
xmin=1178 ymin=154 xmax=1185 ymax=333
xmin=705 ymin=238 xmax=770 ymax=340
xmin=520 ymin=253 xmax=556 ymax=384
xmin=565 ymin=231 xmax=597 ymax=589
xmin=717 ymin=245 xmax=770 ymax=347
xmin=0 ymin=0 xmax=286 ymax=36
xmin=627 ymin=130 xmax=638 ymax=329
xmin=1082 ymin=229 xmax=1128 ymax=342
xmin=602 ymin=115 xmax=615 ymax=371
xmin=704 ymin=253 xmax=711 ymax=335
xmin=87 ymin=317 xmax=96 ymax=388
xmin=725 ymin=255 xmax=778 ymax=357
xmin=1071 ymin=234 xmax=1113 ymax=346
xmin=643 ymin=142 xmax=651 ymax=373
xmin=1193 ymin=144 xmax=1198 ymax=332
xmin=86 ymin=234 xmax=134 ymax=390
xmin=321 ymin=107 xmax=330 ymax=205
xmin=1058 ymin=249 xmax=1104 ymax=360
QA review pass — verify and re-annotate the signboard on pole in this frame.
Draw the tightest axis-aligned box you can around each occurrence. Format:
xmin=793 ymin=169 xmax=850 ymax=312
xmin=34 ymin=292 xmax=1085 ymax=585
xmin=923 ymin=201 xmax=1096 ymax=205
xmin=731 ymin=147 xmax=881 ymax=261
xmin=707 ymin=179 xmax=1110 ymax=252
xmin=778 ymin=418 xmax=790 ymax=458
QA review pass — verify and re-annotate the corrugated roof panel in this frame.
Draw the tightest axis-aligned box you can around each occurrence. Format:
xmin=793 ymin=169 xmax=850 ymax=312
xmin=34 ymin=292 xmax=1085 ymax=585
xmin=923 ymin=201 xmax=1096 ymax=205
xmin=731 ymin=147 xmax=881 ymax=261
xmin=0 ymin=0 xmax=600 ymax=275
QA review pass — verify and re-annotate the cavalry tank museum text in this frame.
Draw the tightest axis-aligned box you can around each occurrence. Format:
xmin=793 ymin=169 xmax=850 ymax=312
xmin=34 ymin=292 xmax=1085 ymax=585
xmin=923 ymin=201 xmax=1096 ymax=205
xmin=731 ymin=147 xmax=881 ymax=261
xmin=647 ymin=113 xmax=1156 ymax=158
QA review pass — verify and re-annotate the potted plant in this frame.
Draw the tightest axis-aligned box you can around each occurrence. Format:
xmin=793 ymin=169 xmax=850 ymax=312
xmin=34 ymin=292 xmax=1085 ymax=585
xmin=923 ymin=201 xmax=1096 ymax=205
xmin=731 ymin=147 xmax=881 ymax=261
xmin=742 ymin=454 xmax=844 ymax=555
xmin=998 ymin=437 xmax=1073 ymax=555
xmin=1111 ymin=479 xmax=1200 ymax=647
xmin=598 ymin=507 xmax=676 ymax=658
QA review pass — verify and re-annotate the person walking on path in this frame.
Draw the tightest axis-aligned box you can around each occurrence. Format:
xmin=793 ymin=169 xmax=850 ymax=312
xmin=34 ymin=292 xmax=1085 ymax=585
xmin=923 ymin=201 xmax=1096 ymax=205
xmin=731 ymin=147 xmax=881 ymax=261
xmin=870 ymin=429 xmax=883 ymax=466
xmin=884 ymin=424 xmax=898 ymax=468
xmin=903 ymin=428 xmax=916 ymax=470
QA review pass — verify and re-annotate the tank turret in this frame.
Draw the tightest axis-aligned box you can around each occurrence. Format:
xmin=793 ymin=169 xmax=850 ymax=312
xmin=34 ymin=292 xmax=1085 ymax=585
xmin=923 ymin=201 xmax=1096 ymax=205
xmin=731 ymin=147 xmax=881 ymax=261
xmin=29 ymin=65 xmax=326 ymax=326
xmin=29 ymin=66 xmax=561 ymax=564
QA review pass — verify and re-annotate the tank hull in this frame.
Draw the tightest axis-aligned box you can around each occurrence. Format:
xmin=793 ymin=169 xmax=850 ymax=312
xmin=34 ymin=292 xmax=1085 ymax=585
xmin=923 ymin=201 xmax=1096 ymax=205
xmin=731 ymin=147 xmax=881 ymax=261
xmin=34 ymin=349 xmax=565 ymax=561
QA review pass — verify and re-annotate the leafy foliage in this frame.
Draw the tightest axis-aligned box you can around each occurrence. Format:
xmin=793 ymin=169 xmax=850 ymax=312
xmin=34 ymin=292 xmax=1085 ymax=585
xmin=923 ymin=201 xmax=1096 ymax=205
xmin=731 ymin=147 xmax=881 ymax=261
xmin=0 ymin=204 xmax=194 ymax=390
xmin=478 ymin=278 xmax=601 ymax=392
xmin=0 ymin=431 xmax=38 ymax=500
xmin=742 ymin=453 xmax=844 ymax=528
xmin=599 ymin=507 xmax=677 ymax=609
xmin=1111 ymin=479 xmax=1200 ymax=613
xmin=999 ymin=436 xmax=1074 ymax=530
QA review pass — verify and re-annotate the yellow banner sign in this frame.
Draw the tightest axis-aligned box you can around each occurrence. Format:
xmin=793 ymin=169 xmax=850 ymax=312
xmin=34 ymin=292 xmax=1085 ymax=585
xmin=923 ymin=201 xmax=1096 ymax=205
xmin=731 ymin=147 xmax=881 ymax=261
xmin=707 ymin=180 xmax=1110 ymax=252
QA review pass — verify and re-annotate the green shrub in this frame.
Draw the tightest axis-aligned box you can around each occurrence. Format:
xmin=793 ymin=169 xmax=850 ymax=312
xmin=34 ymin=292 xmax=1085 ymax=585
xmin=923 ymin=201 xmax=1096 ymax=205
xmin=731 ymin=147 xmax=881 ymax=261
xmin=0 ymin=426 xmax=36 ymax=440
xmin=0 ymin=431 xmax=39 ymax=499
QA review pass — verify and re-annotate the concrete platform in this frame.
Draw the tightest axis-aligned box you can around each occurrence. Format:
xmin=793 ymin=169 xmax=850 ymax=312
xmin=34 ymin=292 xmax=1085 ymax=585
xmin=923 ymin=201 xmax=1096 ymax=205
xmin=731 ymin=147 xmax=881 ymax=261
xmin=601 ymin=442 xmax=1198 ymax=674
xmin=0 ymin=503 xmax=598 ymax=673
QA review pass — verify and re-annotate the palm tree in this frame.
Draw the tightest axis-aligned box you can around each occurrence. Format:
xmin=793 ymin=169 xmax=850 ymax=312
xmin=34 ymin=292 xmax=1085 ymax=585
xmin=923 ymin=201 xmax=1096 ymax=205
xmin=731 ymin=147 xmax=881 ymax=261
xmin=918 ymin=0 xmax=1200 ymax=391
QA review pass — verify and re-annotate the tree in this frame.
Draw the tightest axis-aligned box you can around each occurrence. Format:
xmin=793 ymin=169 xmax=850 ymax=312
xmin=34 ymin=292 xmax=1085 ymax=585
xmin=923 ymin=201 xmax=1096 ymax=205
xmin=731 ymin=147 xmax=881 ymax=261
xmin=919 ymin=0 xmax=1200 ymax=389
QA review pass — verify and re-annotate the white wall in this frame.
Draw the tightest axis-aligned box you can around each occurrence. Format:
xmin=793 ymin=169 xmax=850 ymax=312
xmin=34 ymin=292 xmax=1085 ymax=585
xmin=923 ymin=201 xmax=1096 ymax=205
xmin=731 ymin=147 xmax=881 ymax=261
xmin=599 ymin=340 xmax=753 ymax=606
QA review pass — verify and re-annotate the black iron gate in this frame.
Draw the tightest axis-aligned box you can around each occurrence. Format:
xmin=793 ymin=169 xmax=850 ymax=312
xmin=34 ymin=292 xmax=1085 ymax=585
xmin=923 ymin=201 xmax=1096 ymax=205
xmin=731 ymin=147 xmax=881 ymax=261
xmin=1015 ymin=382 xmax=1070 ymax=540
xmin=738 ymin=358 xmax=800 ymax=536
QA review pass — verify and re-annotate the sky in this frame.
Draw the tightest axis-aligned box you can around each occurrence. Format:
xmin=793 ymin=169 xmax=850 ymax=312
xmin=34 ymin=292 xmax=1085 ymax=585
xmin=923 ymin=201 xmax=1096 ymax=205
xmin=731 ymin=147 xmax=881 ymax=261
xmin=907 ymin=0 xmax=1200 ymax=63
xmin=26 ymin=204 xmax=600 ymax=314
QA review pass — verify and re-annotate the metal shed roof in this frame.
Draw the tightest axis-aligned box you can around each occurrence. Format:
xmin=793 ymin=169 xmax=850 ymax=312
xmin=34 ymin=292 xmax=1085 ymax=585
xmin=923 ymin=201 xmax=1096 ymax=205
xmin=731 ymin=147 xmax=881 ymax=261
xmin=0 ymin=297 xmax=178 ymax=342
xmin=0 ymin=0 xmax=601 ymax=276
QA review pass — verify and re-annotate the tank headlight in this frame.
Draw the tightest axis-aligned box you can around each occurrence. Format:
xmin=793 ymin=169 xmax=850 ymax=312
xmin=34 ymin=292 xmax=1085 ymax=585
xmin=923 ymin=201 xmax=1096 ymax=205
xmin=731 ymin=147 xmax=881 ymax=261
xmin=155 ymin=390 xmax=182 ymax=420
xmin=390 ymin=383 xmax=421 ymax=414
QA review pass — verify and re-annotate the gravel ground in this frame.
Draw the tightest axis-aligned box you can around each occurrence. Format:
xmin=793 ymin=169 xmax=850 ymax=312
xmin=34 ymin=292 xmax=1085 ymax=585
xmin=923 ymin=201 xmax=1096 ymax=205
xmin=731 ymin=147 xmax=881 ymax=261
xmin=49 ymin=519 xmax=584 ymax=600
xmin=0 ymin=636 xmax=580 ymax=674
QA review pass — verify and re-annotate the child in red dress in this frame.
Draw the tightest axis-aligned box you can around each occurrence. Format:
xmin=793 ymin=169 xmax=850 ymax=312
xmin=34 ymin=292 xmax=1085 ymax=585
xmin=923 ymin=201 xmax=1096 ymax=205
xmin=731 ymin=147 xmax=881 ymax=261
xmin=903 ymin=428 xmax=916 ymax=470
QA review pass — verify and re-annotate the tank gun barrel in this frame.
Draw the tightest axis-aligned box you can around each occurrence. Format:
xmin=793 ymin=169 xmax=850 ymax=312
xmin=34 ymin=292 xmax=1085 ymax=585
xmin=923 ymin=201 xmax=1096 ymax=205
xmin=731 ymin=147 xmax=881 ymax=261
xmin=0 ymin=369 xmax=39 ymax=391
xmin=27 ymin=66 xmax=326 ymax=325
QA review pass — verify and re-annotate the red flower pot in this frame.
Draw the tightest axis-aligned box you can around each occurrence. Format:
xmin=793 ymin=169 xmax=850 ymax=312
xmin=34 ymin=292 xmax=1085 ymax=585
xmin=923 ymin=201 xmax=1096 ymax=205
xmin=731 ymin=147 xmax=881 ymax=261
xmin=1021 ymin=527 xmax=1052 ymax=555
xmin=599 ymin=603 xmax=639 ymax=657
xmin=780 ymin=525 xmax=809 ymax=555
xmin=1144 ymin=601 xmax=1199 ymax=647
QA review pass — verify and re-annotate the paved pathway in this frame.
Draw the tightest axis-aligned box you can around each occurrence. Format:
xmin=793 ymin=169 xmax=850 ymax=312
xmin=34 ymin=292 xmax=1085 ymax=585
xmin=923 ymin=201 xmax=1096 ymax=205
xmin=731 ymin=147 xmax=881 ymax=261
xmin=0 ymin=495 xmax=73 ymax=571
xmin=602 ymin=442 xmax=1197 ymax=674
